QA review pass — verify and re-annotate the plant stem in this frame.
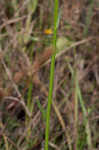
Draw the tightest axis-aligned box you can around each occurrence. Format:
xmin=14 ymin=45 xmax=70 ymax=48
xmin=44 ymin=0 xmax=59 ymax=150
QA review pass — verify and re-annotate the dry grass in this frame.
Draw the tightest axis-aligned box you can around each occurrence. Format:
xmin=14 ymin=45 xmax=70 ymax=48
xmin=0 ymin=0 xmax=99 ymax=150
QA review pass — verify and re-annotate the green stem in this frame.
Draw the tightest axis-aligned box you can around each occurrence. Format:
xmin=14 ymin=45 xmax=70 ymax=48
xmin=44 ymin=0 xmax=59 ymax=150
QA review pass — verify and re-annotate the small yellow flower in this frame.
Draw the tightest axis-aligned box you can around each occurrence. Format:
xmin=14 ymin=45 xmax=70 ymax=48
xmin=44 ymin=29 xmax=53 ymax=35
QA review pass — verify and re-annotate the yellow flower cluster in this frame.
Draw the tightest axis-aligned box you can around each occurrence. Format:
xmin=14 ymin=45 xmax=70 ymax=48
xmin=44 ymin=29 xmax=53 ymax=35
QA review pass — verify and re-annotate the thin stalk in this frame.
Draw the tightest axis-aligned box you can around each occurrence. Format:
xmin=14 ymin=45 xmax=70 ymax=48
xmin=74 ymin=72 xmax=79 ymax=150
xmin=83 ymin=0 xmax=94 ymax=36
xmin=77 ymin=80 xmax=93 ymax=150
xmin=44 ymin=0 xmax=59 ymax=150
xmin=25 ymin=81 xmax=33 ymax=142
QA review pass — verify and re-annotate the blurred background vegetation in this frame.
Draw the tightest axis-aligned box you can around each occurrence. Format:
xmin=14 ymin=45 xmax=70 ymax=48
xmin=0 ymin=0 xmax=99 ymax=150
